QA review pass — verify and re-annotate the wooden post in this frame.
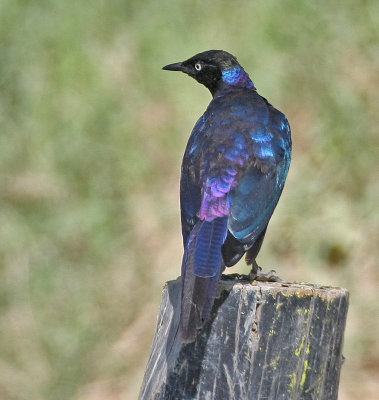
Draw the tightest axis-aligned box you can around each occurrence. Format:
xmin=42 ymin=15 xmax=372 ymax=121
xmin=140 ymin=277 xmax=349 ymax=400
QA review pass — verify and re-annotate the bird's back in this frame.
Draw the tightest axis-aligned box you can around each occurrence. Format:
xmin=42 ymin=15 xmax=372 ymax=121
xmin=181 ymin=87 xmax=291 ymax=252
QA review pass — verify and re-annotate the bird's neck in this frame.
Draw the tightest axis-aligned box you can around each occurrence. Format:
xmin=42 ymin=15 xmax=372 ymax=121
xmin=218 ymin=66 xmax=256 ymax=93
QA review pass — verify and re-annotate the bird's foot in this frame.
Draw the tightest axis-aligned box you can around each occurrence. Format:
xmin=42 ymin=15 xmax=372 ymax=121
xmin=249 ymin=267 xmax=282 ymax=282
xmin=221 ymin=273 xmax=250 ymax=281
xmin=249 ymin=261 xmax=282 ymax=283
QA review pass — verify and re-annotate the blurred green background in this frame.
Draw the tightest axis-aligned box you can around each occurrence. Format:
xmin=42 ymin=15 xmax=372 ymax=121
xmin=1 ymin=0 xmax=378 ymax=399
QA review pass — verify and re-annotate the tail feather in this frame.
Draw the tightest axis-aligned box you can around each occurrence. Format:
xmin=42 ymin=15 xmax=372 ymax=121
xmin=179 ymin=217 xmax=227 ymax=343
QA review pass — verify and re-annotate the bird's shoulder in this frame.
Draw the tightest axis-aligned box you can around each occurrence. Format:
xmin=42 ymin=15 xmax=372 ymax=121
xmin=183 ymin=89 xmax=291 ymax=188
xmin=208 ymin=89 xmax=289 ymax=135
xmin=196 ymin=90 xmax=290 ymax=169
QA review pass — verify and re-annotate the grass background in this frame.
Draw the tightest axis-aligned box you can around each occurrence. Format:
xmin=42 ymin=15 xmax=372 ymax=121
xmin=1 ymin=0 xmax=378 ymax=399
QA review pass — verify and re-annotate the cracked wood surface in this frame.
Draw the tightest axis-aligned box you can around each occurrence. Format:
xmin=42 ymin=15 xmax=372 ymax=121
xmin=139 ymin=278 xmax=349 ymax=400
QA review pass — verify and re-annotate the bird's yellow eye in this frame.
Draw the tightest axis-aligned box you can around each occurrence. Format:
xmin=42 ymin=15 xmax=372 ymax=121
xmin=195 ymin=63 xmax=202 ymax=71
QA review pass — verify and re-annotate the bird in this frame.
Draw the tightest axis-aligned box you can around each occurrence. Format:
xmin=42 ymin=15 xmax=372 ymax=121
xmin=163 ymin=50 xmax=292 ymax=343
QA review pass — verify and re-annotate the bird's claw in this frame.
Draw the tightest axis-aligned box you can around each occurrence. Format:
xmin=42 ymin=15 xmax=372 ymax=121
xmin=221 ymin=267 xmax=282 ymax=283
xmin=249 ymin=267 xmax=282 ymax=282
xmin=221 ymin=273 xmax=250 ymax=281
xmin=249 ymin=261 xmax=283 ymax=282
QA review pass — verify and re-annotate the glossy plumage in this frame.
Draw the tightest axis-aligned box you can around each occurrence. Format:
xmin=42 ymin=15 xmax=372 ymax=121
xmin=163 ymin=50 xmax=291 ymax=342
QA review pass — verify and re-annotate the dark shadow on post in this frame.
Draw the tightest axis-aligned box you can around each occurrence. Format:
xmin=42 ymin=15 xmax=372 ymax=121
xmin=163 ymin=287 xmax=231 ymax=399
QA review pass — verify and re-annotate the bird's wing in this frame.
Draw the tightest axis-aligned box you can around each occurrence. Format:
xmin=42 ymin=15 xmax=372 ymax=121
xmin=198 ymin=94 xmax=292 ymax=265
xmin=227 ymin=104 xmax=291 ymax=247
xmin=180 ymin=116 xmax=206 ymax=246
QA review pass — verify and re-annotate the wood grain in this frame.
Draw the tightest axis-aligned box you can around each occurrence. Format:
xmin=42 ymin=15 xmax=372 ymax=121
xmin=140 ymin=278 xmax=349 ymax=400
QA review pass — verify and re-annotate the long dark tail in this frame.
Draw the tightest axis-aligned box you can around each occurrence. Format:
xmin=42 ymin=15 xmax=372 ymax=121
xmin=179 ymin=217 xmax=227 ymax=343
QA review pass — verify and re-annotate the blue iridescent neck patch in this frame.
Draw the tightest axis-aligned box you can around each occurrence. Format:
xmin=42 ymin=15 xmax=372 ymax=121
xmin=222 ymin=66 xmax=255 ymax=89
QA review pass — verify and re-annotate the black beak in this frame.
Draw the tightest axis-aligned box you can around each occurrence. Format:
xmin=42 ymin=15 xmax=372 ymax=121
xmin=162 ymin=62 xmax=185 ymax=72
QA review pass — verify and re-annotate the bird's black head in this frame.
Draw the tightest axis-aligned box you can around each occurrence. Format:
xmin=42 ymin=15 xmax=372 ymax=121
xmin=163 ymin=50 xmax=255 ymax=95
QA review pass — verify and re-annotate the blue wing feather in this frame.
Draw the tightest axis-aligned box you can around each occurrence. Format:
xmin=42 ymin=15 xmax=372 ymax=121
xmin=194 ymin=217 xmax=228 ymax=277
xmin=228 ymin=103 xmax=291 ymax=244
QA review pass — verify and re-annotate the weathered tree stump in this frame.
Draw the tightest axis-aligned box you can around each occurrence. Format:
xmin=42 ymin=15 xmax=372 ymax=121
xmin=140 ymin=277 xmax=349 ymax=400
